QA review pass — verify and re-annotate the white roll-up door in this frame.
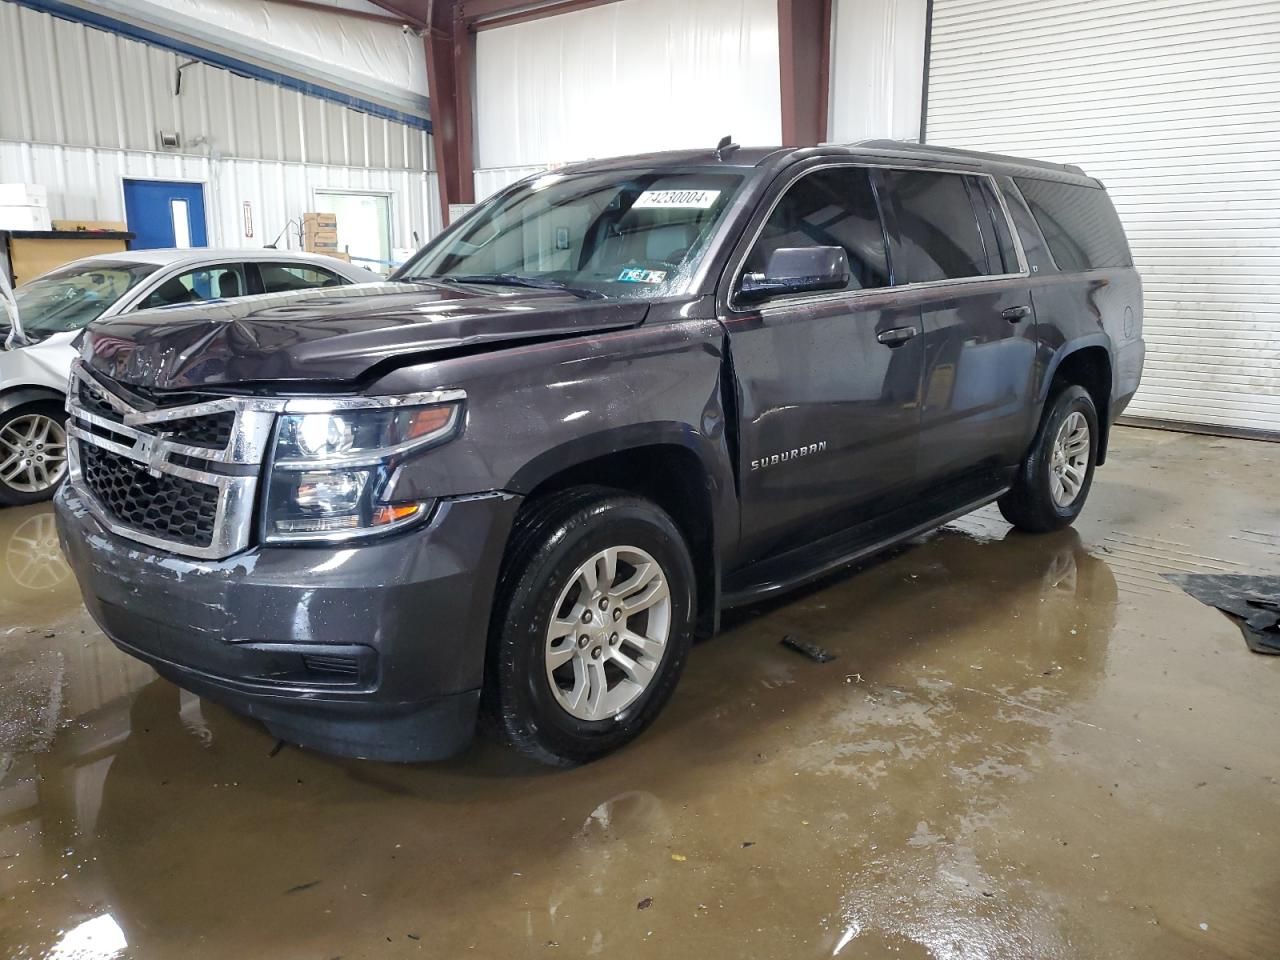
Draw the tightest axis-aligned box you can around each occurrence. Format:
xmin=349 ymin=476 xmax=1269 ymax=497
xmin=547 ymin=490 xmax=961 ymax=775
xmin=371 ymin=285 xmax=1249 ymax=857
xmin=926 ymin=0 xmax=1280 ymax=436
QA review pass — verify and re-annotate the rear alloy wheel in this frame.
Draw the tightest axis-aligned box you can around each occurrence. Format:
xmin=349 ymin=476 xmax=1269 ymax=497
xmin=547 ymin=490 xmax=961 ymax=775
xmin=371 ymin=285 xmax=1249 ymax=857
xmin=486 ymin=488 xmax=695 ymax=766
xmin=998 ymin=384 xmax=1098 ymax=533
xmin=0 ymin=403 xmax=69 ymax=506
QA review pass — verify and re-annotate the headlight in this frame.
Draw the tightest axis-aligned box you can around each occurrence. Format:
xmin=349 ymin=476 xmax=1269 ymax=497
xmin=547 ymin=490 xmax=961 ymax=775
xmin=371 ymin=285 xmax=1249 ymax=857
xmin=262 ymin=393 xmax=463 ymax=544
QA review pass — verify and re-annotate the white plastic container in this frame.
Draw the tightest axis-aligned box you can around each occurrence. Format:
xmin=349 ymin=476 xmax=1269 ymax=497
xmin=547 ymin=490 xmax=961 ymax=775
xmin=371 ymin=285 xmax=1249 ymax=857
xmin=0 ymin=205 xmax=53 ymax=231
xmin=0 ymin=184 xmax=48 ymax=208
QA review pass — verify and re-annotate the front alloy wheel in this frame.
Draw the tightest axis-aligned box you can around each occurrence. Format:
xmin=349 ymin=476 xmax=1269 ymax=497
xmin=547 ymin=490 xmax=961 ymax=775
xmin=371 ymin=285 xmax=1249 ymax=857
xmin=545 ymin=545 xmax=672 ymax=721
xmin=0 ymin=404 xmax=69 ymax=505
xmin=486 ymin=488 xmax=696 ymax=766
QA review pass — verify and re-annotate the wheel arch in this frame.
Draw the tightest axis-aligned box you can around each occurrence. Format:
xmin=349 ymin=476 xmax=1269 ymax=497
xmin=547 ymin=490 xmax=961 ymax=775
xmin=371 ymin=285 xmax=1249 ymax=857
xmin=508 ymin=425 xmax=730 ymax=639
xmin=0 ymin=385 xmax=66 ymax=418
xmin=1042 ymin=340 xmax=1114 ymax=464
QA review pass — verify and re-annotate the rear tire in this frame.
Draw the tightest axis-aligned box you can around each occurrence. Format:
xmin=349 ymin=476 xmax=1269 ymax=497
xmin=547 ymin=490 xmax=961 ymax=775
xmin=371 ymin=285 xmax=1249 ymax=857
xmin=484 ymin=487 xmax=696 ymax=766
xmin=998 ymin=384 xmax=1098 ymax=533
xmin=0 ymin=401 xmax=69 ymax=506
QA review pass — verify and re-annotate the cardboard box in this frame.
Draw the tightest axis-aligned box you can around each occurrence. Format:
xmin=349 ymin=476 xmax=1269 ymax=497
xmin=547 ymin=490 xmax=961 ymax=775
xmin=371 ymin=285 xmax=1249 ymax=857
xmin=0 ymin=184 xmax=48 ymax=208
xmin=303 ymin=212 xmax=337 ymax=229
xmin=0 ymin=205 xmax=53 ymax=231
xmin=52 ymin=218 xmax=127 ymax=233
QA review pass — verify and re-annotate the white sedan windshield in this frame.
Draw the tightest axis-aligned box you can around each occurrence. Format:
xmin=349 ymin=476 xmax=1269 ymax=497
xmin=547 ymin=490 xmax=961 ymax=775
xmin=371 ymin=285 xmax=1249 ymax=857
xmin=10 ymin=262 xmax=158 ymax=339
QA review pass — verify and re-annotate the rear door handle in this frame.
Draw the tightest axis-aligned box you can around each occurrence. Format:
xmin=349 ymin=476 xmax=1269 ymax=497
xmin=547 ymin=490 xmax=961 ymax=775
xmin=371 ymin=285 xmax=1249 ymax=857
xmin=876 ymin=325 xmax=919 ymax=347
xmin=1002 ymin=305 xmax=1032 ymax=322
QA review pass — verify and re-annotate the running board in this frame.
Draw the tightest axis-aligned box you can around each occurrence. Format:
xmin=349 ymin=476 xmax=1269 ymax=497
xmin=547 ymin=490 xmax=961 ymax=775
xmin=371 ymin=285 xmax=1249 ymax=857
xmin=721 ymin=484 xmax=1010 ymax=609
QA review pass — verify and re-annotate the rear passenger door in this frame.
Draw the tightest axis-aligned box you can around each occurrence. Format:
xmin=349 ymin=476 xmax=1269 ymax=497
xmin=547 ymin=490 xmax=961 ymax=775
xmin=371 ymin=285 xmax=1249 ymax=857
xmin=724 ymin=164 xmax=925 ymax=564
xmin=876 ymin=169 xmax=1039 ymax=487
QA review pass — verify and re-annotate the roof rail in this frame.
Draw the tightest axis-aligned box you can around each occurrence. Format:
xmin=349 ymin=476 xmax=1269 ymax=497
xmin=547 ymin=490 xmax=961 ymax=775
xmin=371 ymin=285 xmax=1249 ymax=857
xmin=852 ymin=139 xmax=1088 ymax=176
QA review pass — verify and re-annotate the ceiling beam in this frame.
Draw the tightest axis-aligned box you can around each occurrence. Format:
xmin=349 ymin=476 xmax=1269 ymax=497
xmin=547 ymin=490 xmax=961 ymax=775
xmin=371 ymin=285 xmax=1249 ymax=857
xmin=777 ymin=0 xmax=832 ymax=146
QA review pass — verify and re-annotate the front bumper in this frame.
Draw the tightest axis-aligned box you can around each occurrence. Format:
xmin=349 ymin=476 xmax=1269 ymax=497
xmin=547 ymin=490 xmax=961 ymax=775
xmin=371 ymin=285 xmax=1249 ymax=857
xmin=55 ymin=483 xmax=520 ymax=761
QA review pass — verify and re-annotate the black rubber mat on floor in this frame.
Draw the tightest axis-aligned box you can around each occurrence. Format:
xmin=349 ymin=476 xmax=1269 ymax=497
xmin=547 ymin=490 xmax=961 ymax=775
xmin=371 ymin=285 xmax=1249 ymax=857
xmin=1163 ymin=573 xmax=1280 ymax=655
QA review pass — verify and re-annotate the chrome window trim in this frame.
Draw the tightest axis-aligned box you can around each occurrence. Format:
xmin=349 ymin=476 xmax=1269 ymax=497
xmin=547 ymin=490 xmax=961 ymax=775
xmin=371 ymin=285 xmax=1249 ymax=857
xmin=725 ymin=161 xmax=1031 ymax=315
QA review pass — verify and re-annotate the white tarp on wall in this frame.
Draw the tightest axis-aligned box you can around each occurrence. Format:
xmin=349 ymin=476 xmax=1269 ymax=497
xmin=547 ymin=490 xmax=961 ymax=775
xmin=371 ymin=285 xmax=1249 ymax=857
xmin=828 ymin=0 xmax=927 ymax=144
xmin=474 ymin=0 xmax=782 ymax=170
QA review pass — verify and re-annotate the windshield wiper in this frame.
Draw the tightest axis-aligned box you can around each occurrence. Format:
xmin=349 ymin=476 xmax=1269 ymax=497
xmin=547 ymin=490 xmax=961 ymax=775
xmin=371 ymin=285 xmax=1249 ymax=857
xmin=424 ymin=274 xmax=605 ymax=300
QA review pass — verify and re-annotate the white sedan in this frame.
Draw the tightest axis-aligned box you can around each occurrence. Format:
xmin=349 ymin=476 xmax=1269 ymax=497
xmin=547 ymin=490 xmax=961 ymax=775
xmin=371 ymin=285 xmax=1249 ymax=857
xmin=0 ymin=248 xmax=380 ymax=504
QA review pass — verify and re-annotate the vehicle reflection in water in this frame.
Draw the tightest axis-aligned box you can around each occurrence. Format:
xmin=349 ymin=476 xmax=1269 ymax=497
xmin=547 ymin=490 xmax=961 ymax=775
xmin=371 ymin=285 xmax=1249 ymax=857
xmin=3 ymin=507 xmax=71 ymax=596
xmin=1 ymin=510 xmax=1121 ymax=959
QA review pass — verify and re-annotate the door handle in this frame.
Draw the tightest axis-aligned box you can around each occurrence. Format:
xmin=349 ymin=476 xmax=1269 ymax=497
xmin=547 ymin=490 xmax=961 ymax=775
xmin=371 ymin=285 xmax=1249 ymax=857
xmin=1002 ymin=305 xmax=1032 ymax=322
xmin=876 ymin=325 xmax=919 ymax=347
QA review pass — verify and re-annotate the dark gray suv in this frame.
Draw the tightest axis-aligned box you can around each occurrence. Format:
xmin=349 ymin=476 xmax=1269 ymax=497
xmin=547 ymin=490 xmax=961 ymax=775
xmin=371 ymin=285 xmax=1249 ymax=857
xmin=55 ymin=140 xmax=1144 ymax=765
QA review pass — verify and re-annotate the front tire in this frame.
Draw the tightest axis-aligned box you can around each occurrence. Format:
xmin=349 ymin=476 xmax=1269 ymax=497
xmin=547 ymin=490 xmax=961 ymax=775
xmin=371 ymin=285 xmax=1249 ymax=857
xmin=484 ymin=488 xmax=696 ymax=766
xmin=998 ymin=384 xmax=1098 ymax=533
xmin=0 ymin=401 xmax=69 ymax=506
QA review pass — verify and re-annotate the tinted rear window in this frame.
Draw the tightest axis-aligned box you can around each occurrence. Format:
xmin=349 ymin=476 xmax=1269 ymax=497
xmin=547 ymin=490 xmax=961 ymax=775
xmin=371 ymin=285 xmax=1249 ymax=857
xmin=1015 ymin=178 xmax=1132 ymax=271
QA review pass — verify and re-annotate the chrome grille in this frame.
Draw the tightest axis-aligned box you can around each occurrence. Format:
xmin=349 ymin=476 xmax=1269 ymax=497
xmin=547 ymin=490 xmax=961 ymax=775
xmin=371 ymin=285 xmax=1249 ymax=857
xmin=66 ymin=362 xmax=285 ymax=560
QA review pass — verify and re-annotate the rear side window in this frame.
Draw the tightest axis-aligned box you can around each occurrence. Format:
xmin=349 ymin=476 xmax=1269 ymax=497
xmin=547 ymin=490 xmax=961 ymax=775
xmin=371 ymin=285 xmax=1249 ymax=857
xmin=140 ymin=264 xmax=250 ymax=309
xmin=745 ymin=167 xmax=890 ymax=292
xmin=258 ymin=263 xmax=348 ymax=293
xmin=880 ymin=170 xmax=996 ymax=283
xmin=1014 ymin=178 xmax=1132 ymax=271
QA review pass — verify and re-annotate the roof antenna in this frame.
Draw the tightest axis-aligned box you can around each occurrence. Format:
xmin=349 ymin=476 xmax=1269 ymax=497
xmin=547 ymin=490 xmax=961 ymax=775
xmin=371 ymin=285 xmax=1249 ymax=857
xmin=714 ymin=135 xmax=740 ymax=161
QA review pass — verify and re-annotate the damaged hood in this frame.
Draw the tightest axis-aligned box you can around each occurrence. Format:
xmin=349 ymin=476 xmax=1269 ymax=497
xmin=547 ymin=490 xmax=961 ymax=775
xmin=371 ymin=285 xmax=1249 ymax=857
xmin=79 ymin=281 xmax=648 ymax=391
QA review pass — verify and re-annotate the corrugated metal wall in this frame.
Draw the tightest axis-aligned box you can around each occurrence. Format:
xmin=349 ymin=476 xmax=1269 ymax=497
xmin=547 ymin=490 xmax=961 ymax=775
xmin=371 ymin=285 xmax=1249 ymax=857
xmin=0 ymin=1 xmax=430 ymax=170
xmin=927 ymin=0 xmax=1280 ymax=436
xmin=0 ymin=140 xmax=443 ymax=252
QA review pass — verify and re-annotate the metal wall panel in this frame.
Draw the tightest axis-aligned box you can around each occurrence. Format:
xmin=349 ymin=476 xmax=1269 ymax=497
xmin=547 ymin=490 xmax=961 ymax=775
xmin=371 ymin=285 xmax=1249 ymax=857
xmin=0 ymin=141 xmax=444 ymax=254
xmin=473 ymin=165 xmax=547 ymax=203
xmin=927 ymin=0 xmax=1280 ymax=435
xmin=0 ymin=1 xmax=431 ymax=171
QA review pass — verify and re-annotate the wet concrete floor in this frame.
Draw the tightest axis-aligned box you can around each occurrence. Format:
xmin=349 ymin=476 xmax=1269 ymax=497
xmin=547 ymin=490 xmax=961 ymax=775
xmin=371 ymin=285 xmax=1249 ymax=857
xmin=1 ymin=426 xmax=1278 ymax=959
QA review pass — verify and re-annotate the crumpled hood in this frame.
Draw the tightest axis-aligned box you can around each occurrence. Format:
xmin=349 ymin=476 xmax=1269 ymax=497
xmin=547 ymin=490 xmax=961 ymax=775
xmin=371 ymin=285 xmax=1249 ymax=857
xmin=79 ymin=281 xmax=648 ymax=391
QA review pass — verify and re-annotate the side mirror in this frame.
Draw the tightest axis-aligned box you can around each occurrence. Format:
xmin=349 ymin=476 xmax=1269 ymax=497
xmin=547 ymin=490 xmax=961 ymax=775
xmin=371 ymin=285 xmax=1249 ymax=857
xmin=739 ymin=246 xmax=850 ymax=303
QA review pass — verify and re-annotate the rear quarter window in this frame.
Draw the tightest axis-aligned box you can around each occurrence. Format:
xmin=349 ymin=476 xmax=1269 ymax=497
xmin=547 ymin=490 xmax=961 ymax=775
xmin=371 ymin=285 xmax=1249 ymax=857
xmin=1015 ymin=178 xmax=1132 ymax=272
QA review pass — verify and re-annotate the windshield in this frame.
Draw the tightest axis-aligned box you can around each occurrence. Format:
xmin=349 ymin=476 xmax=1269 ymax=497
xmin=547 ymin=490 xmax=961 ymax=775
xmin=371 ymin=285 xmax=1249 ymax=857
xmin=7 ymin=262 xmax=159 ymax=339
xmin=402 ymin=169 xmax=744 ymax=300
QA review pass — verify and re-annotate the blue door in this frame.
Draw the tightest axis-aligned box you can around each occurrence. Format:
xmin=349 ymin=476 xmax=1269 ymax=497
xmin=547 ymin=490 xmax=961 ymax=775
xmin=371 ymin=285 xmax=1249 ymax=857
xmin=122 ymin=179 xmax=208 ymax=250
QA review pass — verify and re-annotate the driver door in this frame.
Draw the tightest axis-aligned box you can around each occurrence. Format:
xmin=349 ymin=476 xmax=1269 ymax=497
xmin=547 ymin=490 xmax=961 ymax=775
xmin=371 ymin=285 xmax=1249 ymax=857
xmin=723 ymin=165 xmax=925 ymax=564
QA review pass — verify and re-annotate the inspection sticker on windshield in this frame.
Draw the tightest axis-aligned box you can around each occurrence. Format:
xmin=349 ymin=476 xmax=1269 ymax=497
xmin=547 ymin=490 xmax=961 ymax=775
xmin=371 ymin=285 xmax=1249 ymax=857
xmin=632 ymin=189 xmax=721 ymax=209
xmin=617 ymin=267 xmax=667 ymax=284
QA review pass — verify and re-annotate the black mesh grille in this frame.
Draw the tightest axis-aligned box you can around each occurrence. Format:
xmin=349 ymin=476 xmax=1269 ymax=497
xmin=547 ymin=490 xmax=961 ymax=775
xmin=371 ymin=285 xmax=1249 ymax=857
xmin=81 ymin=444 xmax=219 ymax=548
xmin=159 ymin=413 xmax=235 ymax=450
xmin=78 ymin=379 xmax=123 ymax=422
